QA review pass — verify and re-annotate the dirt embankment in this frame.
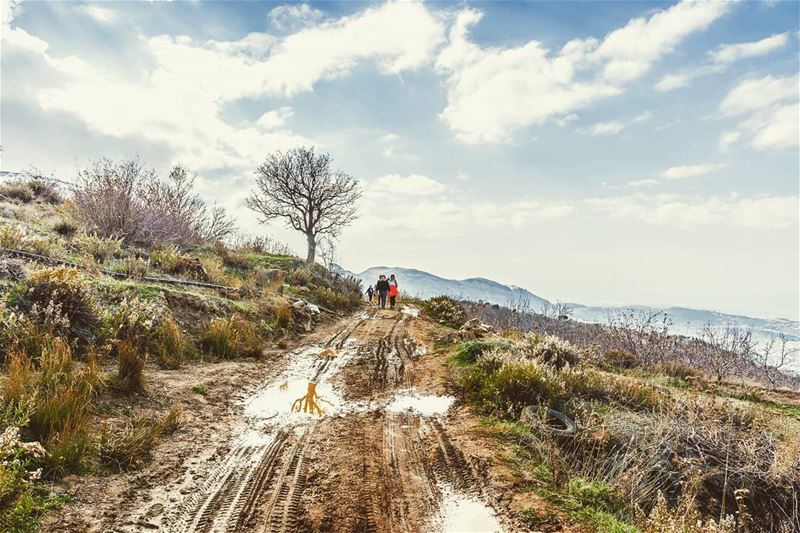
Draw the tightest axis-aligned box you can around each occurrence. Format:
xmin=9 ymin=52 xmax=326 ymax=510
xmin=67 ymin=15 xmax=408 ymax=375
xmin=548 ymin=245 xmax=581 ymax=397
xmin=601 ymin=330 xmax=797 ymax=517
xmin=44 ymin=308 xmax=582 ymax=533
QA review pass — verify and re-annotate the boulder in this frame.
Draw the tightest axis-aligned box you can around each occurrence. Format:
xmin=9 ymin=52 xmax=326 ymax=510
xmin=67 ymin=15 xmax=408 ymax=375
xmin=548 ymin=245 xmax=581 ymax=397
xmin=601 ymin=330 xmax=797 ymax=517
xmin=458 ymin=318 xmax=495 ymax=340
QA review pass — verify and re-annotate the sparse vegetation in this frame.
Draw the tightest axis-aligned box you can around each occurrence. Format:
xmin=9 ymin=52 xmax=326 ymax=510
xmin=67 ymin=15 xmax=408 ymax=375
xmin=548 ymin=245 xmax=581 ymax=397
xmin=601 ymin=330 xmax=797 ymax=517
xmin=201 ymin=315 xmax=262 ymax=359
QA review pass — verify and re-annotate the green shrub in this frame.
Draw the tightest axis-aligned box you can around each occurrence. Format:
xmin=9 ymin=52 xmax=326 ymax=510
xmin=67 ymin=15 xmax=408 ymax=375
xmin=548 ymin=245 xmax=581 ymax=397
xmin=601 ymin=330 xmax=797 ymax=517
xmin=0 ymin=225 xmax=26 ymax=249
xmin=454 ymin=339 xmax=508 ymax=365
xmin=313 ymin=286 xmax=352 ymax=311
xmin=422 ymin=295 xmax=467 ymax=328
xmin=116 ymin=256 xmax=150 ymax=278
xmin=523 ymin=335 xmax=581 ymax=369
xmin=19 ymin=267 xmax=100 ymax=347
xmin=74 ymin=232 xmax=123 ymax=262
xmin=458 ymin=357 xmax=562 ymax=417
xmin=286 ymin=267 xmax=313 ymax=287
xmin=201 ymin=315 xmax=261 ymax=359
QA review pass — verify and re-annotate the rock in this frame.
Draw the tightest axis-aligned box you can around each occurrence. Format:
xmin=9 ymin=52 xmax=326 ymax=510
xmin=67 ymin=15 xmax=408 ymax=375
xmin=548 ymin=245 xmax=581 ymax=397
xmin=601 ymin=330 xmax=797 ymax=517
xmin=458 ymin=318 xmax=495 ymax=340
xmin=21 ymin=441 xmax=47 ymax=458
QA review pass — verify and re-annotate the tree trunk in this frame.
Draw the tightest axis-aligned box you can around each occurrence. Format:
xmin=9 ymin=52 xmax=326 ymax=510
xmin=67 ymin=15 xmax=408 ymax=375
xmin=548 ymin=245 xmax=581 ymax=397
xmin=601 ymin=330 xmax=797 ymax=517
xmin=305 ymin=233 xmax=316 ymax=264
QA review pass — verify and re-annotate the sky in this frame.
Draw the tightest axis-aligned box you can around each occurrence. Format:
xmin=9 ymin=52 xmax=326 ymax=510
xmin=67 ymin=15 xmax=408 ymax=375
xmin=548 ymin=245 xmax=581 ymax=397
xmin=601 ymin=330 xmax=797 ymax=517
xmin=1 ymin=0 xmax=798 ymax=320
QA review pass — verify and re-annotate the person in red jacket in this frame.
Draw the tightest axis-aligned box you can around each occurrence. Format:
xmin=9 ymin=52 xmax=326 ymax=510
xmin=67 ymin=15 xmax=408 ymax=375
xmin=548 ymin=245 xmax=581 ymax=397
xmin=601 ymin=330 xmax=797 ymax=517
xmin=388 ymin=274 xmax=399 ymax=309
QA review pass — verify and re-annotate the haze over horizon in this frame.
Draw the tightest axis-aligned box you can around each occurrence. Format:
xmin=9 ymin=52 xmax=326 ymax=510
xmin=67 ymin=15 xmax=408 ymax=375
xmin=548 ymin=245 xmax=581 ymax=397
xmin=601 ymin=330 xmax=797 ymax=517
xmin=2 ymin=0 xmax=798 ymax=320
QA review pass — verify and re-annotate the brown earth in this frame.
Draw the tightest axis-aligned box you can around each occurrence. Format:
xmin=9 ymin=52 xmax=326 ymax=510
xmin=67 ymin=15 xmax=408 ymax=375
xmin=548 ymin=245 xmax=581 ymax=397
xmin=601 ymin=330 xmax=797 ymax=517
xmin=43 ymin=307 xmax=585 ymax=533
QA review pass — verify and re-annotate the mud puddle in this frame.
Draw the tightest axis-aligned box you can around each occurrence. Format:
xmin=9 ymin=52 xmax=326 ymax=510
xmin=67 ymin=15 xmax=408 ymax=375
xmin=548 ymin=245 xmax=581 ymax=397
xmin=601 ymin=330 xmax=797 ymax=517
xmin=385 ymin=388 xmax=455 ymax=417
xmin=435 ymin=483 xmax=504 ymax=532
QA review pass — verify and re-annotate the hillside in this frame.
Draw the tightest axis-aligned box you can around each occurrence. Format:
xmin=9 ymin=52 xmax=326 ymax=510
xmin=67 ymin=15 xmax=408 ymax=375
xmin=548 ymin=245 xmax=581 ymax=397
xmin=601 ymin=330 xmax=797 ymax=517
xmin=349 ymin=265 xmax=800 ymax=367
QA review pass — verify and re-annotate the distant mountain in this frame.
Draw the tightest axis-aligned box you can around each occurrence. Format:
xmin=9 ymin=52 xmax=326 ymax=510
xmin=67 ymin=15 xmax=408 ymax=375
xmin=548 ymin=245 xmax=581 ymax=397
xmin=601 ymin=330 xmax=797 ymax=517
xmin=346 ymin=265 xmax=800 ymax=357
xmin=349 ymin=266 xmax=550 ymax=310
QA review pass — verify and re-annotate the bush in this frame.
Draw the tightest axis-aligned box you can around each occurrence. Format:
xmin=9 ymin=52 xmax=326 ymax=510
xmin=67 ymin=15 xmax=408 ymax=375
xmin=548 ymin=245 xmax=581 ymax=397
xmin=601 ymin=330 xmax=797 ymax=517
xmin=313 ymin=286 xmax=351 ymax=311
xmin=113 ymin=340 xmax=145 ymax=394
xmin=117 ymin=256 xmax=150 ymax=278
xmin=26 ymin=179 xmax=61 ymax=204
xmin=2 ymin=339 xmax=100 ymax=476
xmin=422 ymin=295 xmax=467 ymax=328
xmin=73 ymin=232 xmax=123 ymax=262
xmin=522 ymin=334 xmax=581 ymax=369
xmin=72 ymin=158 xmax=235 ymax=246
xmin=98 ymin=405 xmax=182 ymax=472
xmin=275 ymin=303 xmax=293 ymax=331
xmin=103 ymin=297 xmax=164 ymax=347
xmin=52 ymin=219 xmax=78 ymax=238
xmin=0 ymin=182 xmax=34 ymax=203
xmin=152 ymin=318 xmax=195 ymax=369
xmin=201 ymin=315 xmax=261 ymax=359
xmin=0 ymin=224 xmax=25 ymax=249
xmin=602 ymin=349 xmax=638 ymax=370
xmin=454 ymin=339 xmax=504 ymax=365
xmin=22 ymin=267 xmax=100 ymax=346
xmin=457 ymin=357 xmax=562 ymax=417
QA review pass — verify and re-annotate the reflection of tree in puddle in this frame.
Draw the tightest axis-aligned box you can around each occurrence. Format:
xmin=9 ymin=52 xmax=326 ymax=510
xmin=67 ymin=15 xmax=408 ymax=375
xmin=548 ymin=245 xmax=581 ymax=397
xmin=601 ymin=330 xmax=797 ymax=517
xmin=291 ymin=382 xmax=333 ymax=416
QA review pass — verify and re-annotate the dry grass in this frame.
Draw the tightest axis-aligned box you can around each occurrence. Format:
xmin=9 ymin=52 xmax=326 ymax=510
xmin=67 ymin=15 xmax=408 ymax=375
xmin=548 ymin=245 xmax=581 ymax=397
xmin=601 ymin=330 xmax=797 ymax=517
xmin=201 ymin=314 xmax=262 ymax=359
xmin=113 ymin=340 xmax=146 ymax=394
xmin=99 ymin=405 xmax=182 ymax=472
xmin=152 ymin=317 xmax=195 ymax=369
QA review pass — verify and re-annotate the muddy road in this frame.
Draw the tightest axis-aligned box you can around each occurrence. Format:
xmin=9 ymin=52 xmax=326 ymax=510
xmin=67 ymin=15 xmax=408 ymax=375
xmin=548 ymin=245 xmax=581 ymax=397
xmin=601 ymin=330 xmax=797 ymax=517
xmin=47 ymin=308 xmax=523 ymax=532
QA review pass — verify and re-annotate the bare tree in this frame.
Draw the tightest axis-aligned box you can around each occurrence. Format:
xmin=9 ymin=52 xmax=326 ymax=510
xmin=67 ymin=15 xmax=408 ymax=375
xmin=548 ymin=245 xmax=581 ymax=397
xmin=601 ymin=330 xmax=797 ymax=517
xmin=318 ymin=235 xmax=338 ymax=271
xmin=541 ymin=300 xmax=574 ymax=320
xmin=246 ymin=147 xmax=361 ymax=264
xmin=696 ymin=325 xmax=753 ymax=382
xmin=606 ymin=309 xmax=674 ymax=364
xmin=752 ymin=334 xmax=798 ymax=388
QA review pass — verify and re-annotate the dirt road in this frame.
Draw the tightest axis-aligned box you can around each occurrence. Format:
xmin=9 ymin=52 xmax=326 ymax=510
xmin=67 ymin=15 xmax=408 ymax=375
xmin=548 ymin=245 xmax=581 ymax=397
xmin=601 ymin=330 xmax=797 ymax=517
xmin=46 ymin=308 xmax=524 ymax=532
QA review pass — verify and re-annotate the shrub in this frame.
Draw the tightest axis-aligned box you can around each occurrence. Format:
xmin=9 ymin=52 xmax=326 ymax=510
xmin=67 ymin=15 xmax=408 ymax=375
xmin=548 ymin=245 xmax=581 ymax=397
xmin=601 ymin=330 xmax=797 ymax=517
xmin=313 ymin=286 xmax=351 ymax=311
xmin=454 ymin=339 xmax=503 ymax=365
xmin=98 ymin=405 xmax=181 ymax=472
xmin=2 ymin=339 xmax=100 ymax=476
xmin=0 ymin=224 xmax=25 ymax=248
xmin=26 ymin=179 xmax=62 ymax=204
xmin=72 ymin=158 xmax=235 ymax=246
xmin=422 ymin=295 xmax=467 ymax=328
xmin=201 ymin=315 xmax=261 ymax=359
xmin=113 ymin=340 xmax=145 ymax=394
xmin=52 ymin=218 xmax=78 ymax=237
xmin=522 ymin=334 xmax=581 ymax=369
xmin=286 ymin=267 xmax=313 ymax=287
xmin=117 ymin=256 xmax=150 ymax=278
xmin=152 ymin=318 xmax=195 ymax=369
xmin=275 ymin=303 xmax=293 ymax=330
xmin=602 ymin=349 xmax=638 ymax=370
xmin=22 ymin=267 xmax=100 ymax=346
xmin=0 ymin=259 xmax=25 ymax=281
xmin=73 ymin=232 xmax=123 ymax=262
xmin=457 ymin=357 xmax=562 ymax=417
xmin=0 ymin=182 xmax=34 ymax=203
xmin=103 ymin=297 xmax=164 ymax=347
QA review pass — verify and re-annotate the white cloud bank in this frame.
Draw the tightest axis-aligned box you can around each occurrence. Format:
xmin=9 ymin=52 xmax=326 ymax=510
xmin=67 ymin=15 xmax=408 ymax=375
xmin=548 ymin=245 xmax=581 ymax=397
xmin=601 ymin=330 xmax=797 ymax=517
xmin=436 ymin=1 xmax=731 ymax=143
xmin=661 ymin=163 xmax=726 ymax=180
xmin=718 ymin=74 xmax=799 ymax=151
xmin=4 ymin=1 xmax=446 ymax=172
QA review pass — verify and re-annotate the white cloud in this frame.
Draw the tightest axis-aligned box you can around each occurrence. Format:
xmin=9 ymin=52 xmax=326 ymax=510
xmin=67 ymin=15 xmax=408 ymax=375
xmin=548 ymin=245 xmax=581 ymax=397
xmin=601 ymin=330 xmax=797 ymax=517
xmin=78 ymin=5 xmax=117 ymax=23
xmin=710 ymin=32 xmax=789 ymax=65
xmin=633 ymin=110 xmax=654 ymax=123
xmin=718 ymin=130 xmax=742 ymax=150
xmin=584 ymin=194 xmax=798 ymax=229
xmin=577 ymin=121 xmax=625 ymax=136
xmin=269 ymin=3 xmax=323 ymax=31
xmin=381 ymin=146 xmax=394 ymax=158
xmin=718 ymin=74 xmax=799 ymax=151
xmin=591 ymin=0 xmax=731 ymax=82
xmin=16 ymin=1 xmax=445 ymax=172
xmin=719 ymin=74 xmax=798 ymax=116
xmin=661 ymin=163 xmax=727 ymax=180
xmin=628 ymin=178 xmax=659 ymax=188
xmin=655 ymin=72 xmax=691 ymax=92
xmin=367 ymin=174 xmax=446 ymax=196
xmin=256 ymin=106 xmax=293 ymax=129
xmin=436 ymin=1 xmax=730 ymax=144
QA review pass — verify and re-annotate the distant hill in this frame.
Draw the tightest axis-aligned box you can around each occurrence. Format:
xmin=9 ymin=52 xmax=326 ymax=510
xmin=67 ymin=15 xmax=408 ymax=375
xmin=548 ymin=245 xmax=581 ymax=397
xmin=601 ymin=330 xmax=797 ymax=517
xmin=345 ymin=266 xmax=800 ymax=360
xmin=351 ymin=266 xmax=549 ymax=310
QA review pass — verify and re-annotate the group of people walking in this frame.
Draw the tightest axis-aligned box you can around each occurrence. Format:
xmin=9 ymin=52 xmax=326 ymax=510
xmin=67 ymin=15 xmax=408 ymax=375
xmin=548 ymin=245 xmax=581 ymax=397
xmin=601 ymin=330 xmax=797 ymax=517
xmin=366 ymin=274 xmax=399 ymax=309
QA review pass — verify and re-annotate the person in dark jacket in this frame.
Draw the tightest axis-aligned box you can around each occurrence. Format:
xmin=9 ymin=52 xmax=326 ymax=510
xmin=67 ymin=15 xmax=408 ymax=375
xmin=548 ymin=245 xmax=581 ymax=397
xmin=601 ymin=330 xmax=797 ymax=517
xmin=366 ymin=285 xmax=374 ymax=302
xmin=375 ymin=275 xmax=390 ymax=309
